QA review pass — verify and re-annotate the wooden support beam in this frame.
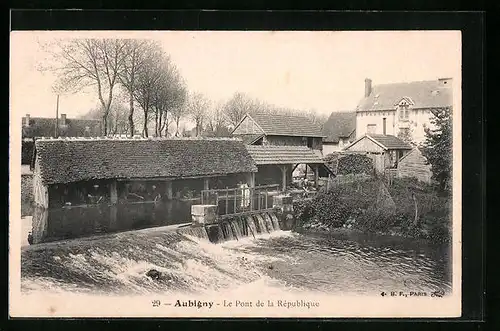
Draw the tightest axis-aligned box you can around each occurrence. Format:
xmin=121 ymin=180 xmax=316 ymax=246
xmin=280 ymin=165 xmax=288 ymax=192
xmin=248 ymin=172 xmax=256 ymax=188
xmin=166 ymin=181 xmax=173 ymax=200
xmin=314 ymin=165 xmax=319 ymax=189
xmin=110 ymin=180 xmax=118 ymax=204
xmin=204 ymin=178 xmax=210 ymax=191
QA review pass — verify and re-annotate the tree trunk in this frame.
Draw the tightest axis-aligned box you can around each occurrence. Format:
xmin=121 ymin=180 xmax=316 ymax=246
xmin=128 ymin=91 xmax=135 ymax=137
xmin=412 ymin=193 xmax=419 ymax=226
xmin=154 ymin=109 xmax=159 ymax=137
xmin=102 ymin=114 xmax=108 ymax=136
xmin=143 ymin=109 xmax=149 ymax=137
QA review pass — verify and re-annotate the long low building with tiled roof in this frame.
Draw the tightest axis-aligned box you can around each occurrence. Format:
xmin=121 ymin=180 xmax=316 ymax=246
xmin=31 ymin=137 xmax=258 ymax=208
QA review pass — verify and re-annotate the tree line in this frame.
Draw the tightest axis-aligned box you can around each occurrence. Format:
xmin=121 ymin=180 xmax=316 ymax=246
xmin=40 ymin=38 xmax=328 ymax=138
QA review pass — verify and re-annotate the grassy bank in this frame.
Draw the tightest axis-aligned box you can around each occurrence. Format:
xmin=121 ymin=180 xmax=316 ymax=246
xmin=293 ymin=177 xmax=452 ymax=244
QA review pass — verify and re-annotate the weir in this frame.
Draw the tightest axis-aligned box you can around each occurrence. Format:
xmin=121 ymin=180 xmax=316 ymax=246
xmin=178 ymin=184 xmax=296 ymax=244
xmin=177 ymin=210 xmax=284 ymax=244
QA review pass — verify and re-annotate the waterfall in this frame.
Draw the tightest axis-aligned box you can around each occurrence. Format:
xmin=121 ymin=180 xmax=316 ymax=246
xmin=269 ymin=212 xmax=281 ymax=231
xmin=221 ymin=221 xmax=234 ymax=241
xmin=177 ymin=226 xmax=209 ymax=241
xmin=198 ymin=212 xmax=283 ymax=244
xmin=233 ymin=217 xmax=245 ymax=239
xmin=228 ymin=218 xmax=241 ymax=241
xmin=254 ymin=214 xmax=269 ymax=234
xmin=245 ymin=216 xmax=257 ymax=239
xmin=263 ymin=213 xmax=275 ymax=231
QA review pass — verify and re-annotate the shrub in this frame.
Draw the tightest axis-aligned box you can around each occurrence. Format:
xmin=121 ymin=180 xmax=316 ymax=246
xmin=337 ymin=154 xmax=373 ymax=175
xmin=312 ymin=190 xmax=351 ymax=227
xmin=293 ymin=199 xmax=314 ymax=228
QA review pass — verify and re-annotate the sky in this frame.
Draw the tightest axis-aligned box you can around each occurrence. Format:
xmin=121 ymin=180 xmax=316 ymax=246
xmin=10 ymin=30 xmax=461 ymax=120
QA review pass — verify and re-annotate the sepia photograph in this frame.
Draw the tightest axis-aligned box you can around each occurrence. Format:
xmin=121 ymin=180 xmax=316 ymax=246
xmin=9 ymin=30 xmax=462 ymax=318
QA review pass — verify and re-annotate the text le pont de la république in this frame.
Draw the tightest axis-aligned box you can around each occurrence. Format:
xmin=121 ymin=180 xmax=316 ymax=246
xmin=172 ymin=299 xmax=320 ymax=309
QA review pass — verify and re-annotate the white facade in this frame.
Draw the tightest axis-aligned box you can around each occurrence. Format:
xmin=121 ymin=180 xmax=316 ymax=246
xmin=356 ymin=106 xmax=436 ymax=145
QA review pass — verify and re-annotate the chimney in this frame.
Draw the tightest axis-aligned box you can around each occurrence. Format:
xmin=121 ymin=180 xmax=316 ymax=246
xmin=60 ymin=113 xmax=66 ymax=126
xmin=383 ymin=117 xmax=387 ymax=135
xmin=364 ymin=78 xmax=372 ymax=97
xmin=24 ymin=114 xmax=30 ymax=126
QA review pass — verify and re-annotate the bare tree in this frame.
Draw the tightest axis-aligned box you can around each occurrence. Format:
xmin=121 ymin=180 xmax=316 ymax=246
xmin=132 ymin=45 xmax=166 ymax=137
xmin=118 ymin=39 xmax=158 ymax=137
xmin=222 ymin=92 xmax=260 ymax=127
xmin=186 ymin=92 xmax=211 ymax=137
xmin=39 ymin=38 xmax=127 ymax=136
xmin=205 ymin=101 xmax=230 ymax=137
xmin=151 ymin=60 xmax=187 ymax=137
xmin=171 ymin=104 xmax=188 ymax=137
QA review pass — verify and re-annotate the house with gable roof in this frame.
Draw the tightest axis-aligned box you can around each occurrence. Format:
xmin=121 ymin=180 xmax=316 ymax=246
xmin=231 ymin=112 xmax=333 ymax=191
xmin=231 ymin=112 xmax=325 ymax=152
xmin=343 ymin=133 xmax=413 ymax=174
xmin=322 ymin=111 xmax=356 ymax=155
xmin=355 ymin=77 xmax=453 ymax=144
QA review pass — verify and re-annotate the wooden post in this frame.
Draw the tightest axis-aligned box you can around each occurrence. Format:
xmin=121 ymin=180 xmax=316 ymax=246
xmin=280 ymin=165 xmax=287 ymax=192
xmin=110 ymin=205 xmax=117 ymax=228
xmin=204 ymin=178 xmax=209 ymax=190
xmin=314 ymin=165 xmax=319 ymax=190
xmin=248 ymin=172 xmax=255 ymax=188
xmin=257 ymin=189 xmax=261 ymax=210
xmin=265 ymin=188 xmax=268 ymax=209
xmin=165 ymin=181 xmax=173 ymax=200
xmin=234 ymin=188 xmax=237 ymax=213
xmin=110 ymin=180 xmax=118 ymax=204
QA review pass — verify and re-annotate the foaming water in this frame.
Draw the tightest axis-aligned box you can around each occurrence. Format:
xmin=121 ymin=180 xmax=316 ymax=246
xmin=21 ymin=224 xmax=451 ymax=298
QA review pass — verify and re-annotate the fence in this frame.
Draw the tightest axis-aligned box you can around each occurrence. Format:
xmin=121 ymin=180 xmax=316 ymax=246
xmin=325 ymin=173 xmax=372 ymax=190
xmin=201 ymin=184 xmax=281 ymax=219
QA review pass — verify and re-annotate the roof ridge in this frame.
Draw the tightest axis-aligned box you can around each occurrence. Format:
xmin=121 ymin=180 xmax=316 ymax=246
xmin=36 ymin=136 xmax=243 ymax=142
xmin=373 ymin=79 xmax=444 ymax=88
xmin=252 ymin=111 xmax=317 ymax=120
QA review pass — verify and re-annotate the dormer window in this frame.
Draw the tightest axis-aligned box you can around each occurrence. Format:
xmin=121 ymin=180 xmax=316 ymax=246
xmin=399 ymin=104 xmax=409 ymax=121
xmin=396 ymin=97 xmax=413 ymax=122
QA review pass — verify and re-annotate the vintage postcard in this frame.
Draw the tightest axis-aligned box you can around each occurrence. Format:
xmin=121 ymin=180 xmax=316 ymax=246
xmin=9 ymin=30 xmax=462 ymax=318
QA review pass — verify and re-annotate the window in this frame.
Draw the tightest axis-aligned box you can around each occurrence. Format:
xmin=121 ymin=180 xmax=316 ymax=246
xmin=399 ymin=104 xmax=410 ymax=121
xmin=367 ymin=124 xmax=377 ymax=134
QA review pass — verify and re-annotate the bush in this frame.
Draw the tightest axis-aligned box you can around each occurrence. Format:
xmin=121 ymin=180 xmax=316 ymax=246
xmin=294 ymin=176 xmax=451 ymax=242
xmin=312 ymin=190 xmax=351 ymax=227
xmin=293 ymin=199 xmax=314 ymax=228
xmin=337 ymin=154 xmax=373 ymax=175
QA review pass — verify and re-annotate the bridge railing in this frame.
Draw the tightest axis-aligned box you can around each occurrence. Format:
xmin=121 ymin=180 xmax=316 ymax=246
xmin=201 ymin=184 xmax=280 ymax=219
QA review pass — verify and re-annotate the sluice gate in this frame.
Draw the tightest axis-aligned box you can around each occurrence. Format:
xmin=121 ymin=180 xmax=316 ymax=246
xmin=176 ymin=211 xmax=282 ymax=244
xmin=177 ymin=184 xmax=293 ymax=244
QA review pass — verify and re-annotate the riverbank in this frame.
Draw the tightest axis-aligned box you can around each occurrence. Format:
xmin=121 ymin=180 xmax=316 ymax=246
xmin=293 ymin=177 xmax=452 ymax=244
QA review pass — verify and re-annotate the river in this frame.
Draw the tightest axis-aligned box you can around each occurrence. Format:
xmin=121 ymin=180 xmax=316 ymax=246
xmin=20 ymin=213 xmax=451 ymax=298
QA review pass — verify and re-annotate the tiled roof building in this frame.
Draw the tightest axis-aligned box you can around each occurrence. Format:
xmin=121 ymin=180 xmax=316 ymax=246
xmin=232 ymin=112 xmax=325 ymax=152
xmin=355 ymin=78 xmax=453 ymax=144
